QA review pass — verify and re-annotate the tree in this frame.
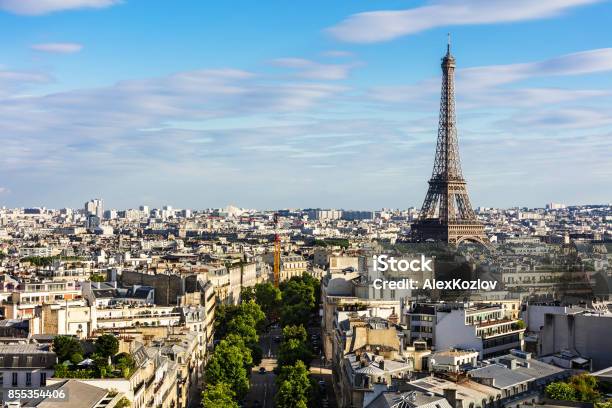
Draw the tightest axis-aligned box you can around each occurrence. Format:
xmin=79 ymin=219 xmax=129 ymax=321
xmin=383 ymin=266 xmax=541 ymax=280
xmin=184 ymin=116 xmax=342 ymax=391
xmin=90 ymin=273 xmax=106 ymax=282
xmin=569 ymin=374 xmax=600 ymax=402
xmin=546 ymin=382 xmax=576 ymax=401
xmin=254 ymin=283 xmax=281 ymax=317
xmin=282 ymin=325 xmax=308 ymax=343
xmin=215 ymin=301 xmax=265 ymax=339
xmin=249 ymin=343 xmax=263 ymax=367
xmin=214 ymin=304 xmax=239 ymax=339
xmin=512 ymin=319 xmax=526 ymax=330
xmin=92 ymin=353 xmax=112 ymax=378
xmin=201 ymin=382 xmax=239 ymax=408
xmin=114 ymin=352 xmax=135 ymax=378
xmin=224 ymin=334 xmax=254 ymax=368
xmin=70 ymin=352 xmax=84 ymax=365
xmin=115 ymin=397 xmax=130 ymax=408
xmin=282 ymin=280 xmax=315 ymax=310
xmin=278 ymin=338 xmax=313 ymax=368
xmin=205 ymin=340 xmax=250 ymax=399
xmin=227 ymin=314 xmax=259 ymax=346
xmin=280 ymin=303 xmax=312 ymax=328
xmin=238 ymin=301 xmax=266 ymax=333
xmin=52 ymin=336 xmax=83 ymax=364
xmin=95 ymin=334 xmax=119 ymax=358
xmin=240 ymin=286 xmax=256 ymax=302
xmin=276 ymin=361 xmax=311 ymax=408
xmin=298 ymin=273 xmax=321 ymax=308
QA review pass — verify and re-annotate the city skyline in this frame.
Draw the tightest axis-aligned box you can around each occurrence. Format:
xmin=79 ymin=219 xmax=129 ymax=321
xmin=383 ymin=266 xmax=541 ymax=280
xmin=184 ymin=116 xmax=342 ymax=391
xmin=1 ymin=0 xmax=611 ymax=209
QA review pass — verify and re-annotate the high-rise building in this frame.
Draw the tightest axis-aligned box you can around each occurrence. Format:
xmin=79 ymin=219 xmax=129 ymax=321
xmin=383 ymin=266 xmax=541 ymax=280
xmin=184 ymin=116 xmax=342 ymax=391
xmin=139 ymin=205 xmax=150 ymax=216
xmin=84 ymin=198 xmax=104 ymax=219
xmin=412 ymin=40 xmax=487 ymax=246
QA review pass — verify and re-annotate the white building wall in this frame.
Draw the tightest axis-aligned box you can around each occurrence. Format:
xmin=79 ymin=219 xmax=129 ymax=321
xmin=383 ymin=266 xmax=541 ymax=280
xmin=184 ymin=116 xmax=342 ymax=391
xmin=434 ymin=309 xmax=482 ymax=354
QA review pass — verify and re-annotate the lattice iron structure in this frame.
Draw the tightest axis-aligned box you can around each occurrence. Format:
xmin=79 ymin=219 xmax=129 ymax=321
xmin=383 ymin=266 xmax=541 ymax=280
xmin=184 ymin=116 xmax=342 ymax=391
xmin=273 ymin=213 xmax=281 ymax=287
xmin=412 ymin=38 xmax=488 ymax=246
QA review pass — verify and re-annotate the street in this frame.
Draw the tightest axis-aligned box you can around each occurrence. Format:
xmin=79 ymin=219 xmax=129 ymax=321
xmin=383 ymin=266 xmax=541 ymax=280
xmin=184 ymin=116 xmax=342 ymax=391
xmin=242 ymin=323 xmax=337 ymax=408
xmin=242 ymin=326 xmax=280 ymax=408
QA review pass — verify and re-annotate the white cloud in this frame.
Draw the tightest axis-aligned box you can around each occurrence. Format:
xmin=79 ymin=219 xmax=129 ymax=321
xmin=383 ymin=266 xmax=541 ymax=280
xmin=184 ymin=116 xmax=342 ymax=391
xmin=0 ymin=0 xmax=120 ymax=15
xmin=327 ymin=0 xmax=602 ymax=43
xmin=459 ymin=48 xmax=612 ymax=87
xmin=368 ymin=48 xmax=612 ymax=108
xmin=31 ymin=42 xmax=83 ymax=54
xmin=321 ymin=50 xmax=354 ymax=58
xmin=0 ymin=69 xmax=51 ymax=98
xmin=272 ymin=58 xmax=355 ymax=80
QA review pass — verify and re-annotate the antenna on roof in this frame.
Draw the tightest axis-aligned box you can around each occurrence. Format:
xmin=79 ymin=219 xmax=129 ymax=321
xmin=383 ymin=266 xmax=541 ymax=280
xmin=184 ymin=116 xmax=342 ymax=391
xmin=447 ymin=32 xmax=451 ymax=54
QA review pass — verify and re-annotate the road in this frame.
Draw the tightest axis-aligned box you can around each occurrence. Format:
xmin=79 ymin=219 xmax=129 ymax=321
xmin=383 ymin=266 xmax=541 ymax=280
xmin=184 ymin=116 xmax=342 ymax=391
xmin=243 ymin=327 xmax=280 ymax=408
xmin=243 ymin=324 xmax=338 ymax=408
xmin=307 ymin=326 xmax=338 ymax=408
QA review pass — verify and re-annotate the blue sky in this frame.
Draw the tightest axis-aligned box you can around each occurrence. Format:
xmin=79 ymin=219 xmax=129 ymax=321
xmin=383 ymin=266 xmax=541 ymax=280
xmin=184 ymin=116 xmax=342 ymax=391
xmin=0 ymin=0 xmax=611 ymax=210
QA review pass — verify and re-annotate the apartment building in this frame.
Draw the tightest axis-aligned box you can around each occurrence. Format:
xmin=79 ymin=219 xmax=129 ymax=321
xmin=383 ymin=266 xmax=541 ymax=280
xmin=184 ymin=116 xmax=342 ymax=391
xmin=2 ymin=281 xmax=82 ymax=319
xmin=0 ymin=343 xmax=56 ymax=388
xmin=405 ymin=302 xmax=525 ymax=358
xmin=333 ymin=315 xmax=414 ymax=408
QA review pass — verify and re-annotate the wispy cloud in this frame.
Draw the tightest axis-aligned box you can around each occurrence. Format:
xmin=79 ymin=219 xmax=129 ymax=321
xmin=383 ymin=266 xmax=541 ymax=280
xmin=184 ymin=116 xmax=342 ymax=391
xmin=0 ymin=0 xmax=120 ymax=15
xmin=369 ymin=48 xmax=612 ymax=109
xmin=31 ymin=42 xmax=83 ymax=54
xmin=0 ymin=69 xmax=51 ymax=97
xmin=272 ymin=58 xmax=356 ymax=80
xmin=327 ymin=0 xmax=602 ymax=43
xmin=460 ymin=48 xmax=612 ymax=87
xmin=321 ymin=50 xmax=354 ymax=58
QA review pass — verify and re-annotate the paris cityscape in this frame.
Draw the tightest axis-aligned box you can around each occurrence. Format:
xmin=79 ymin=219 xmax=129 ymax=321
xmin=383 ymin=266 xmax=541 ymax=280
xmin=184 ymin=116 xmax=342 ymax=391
xmin=1 ymin=1 xmax=612 ymax=408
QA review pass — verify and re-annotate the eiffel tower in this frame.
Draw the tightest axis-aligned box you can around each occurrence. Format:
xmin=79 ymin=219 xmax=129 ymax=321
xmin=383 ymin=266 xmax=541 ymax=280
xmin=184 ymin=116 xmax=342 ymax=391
xmin=412 ymin=37 xmax=488 ymax=246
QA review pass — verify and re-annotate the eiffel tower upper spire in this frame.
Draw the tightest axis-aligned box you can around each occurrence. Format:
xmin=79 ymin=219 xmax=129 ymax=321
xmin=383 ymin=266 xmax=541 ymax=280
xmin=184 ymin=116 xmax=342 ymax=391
xmin=411 ymin=38 xmax=488 ymax=246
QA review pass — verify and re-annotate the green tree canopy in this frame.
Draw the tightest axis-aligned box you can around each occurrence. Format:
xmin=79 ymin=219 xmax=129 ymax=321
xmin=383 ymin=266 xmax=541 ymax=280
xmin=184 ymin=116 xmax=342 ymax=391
xmin=569 ymin=374 xmax=600 ymax=402
xmin=282 ymin=279 xmax=315 ymax=309
xmin=224 ymin=334 xmax=254 ymax=368
xmin=254 ymin=282 xmax=281 ymax=317
xmin=215 ymin=300 xmax=266 ymax=339
xmin=240 ymin=286 xmax=256 ymax=302
xmin=282 ymin=325 xmax=308 ymax=343
xmin=227 ymin=314 xmax=259 ymax=346
xmin=201 ymin=382 xmax=239 ymax=408
xmin=239 ymin=300 xmax=266 ymax=332
xmin=278 ymin=338 xmax=313 ymax=368
xmin=95 ymin=334 xmax=119 ymax=358
xmin=205 ymin=340 xmax=250 ymax=399
xmin=280 ymin=303 xmax=312 ymax=328
xmin=52 ymin=335 xmax=83 ymax=364
xmin=546 ymin=382 xmax=576 ymax=401
xmin=276 ymin=361 xmax=311 ymax=408
xmin=114 ymin=352 xmax=136 ymax=378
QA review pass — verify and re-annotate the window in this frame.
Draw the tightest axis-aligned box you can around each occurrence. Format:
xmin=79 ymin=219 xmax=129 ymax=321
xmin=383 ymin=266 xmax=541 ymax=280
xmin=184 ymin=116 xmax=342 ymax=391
xmin=26 ymin=373 xmax=31 ymax=386
xmin=12 ymin=372 xmax=18 ymax=387
xmin=0 ymin=372 xmax=3 ymax=386
xmin=40 ymin=372 xmax=47 ymax=386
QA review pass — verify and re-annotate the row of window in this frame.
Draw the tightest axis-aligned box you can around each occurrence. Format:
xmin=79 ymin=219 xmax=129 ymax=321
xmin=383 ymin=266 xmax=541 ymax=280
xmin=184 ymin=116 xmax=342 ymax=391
xmin=411 ymin=315 xmax=434 ymax=322
xmin=0 ymin=372 xmax=47 ymax=387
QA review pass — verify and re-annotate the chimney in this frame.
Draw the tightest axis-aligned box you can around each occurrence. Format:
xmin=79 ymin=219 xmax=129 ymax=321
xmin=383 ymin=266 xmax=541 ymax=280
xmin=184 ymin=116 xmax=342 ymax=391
xmin=443 ymin=388 xmax=457 ymax=408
